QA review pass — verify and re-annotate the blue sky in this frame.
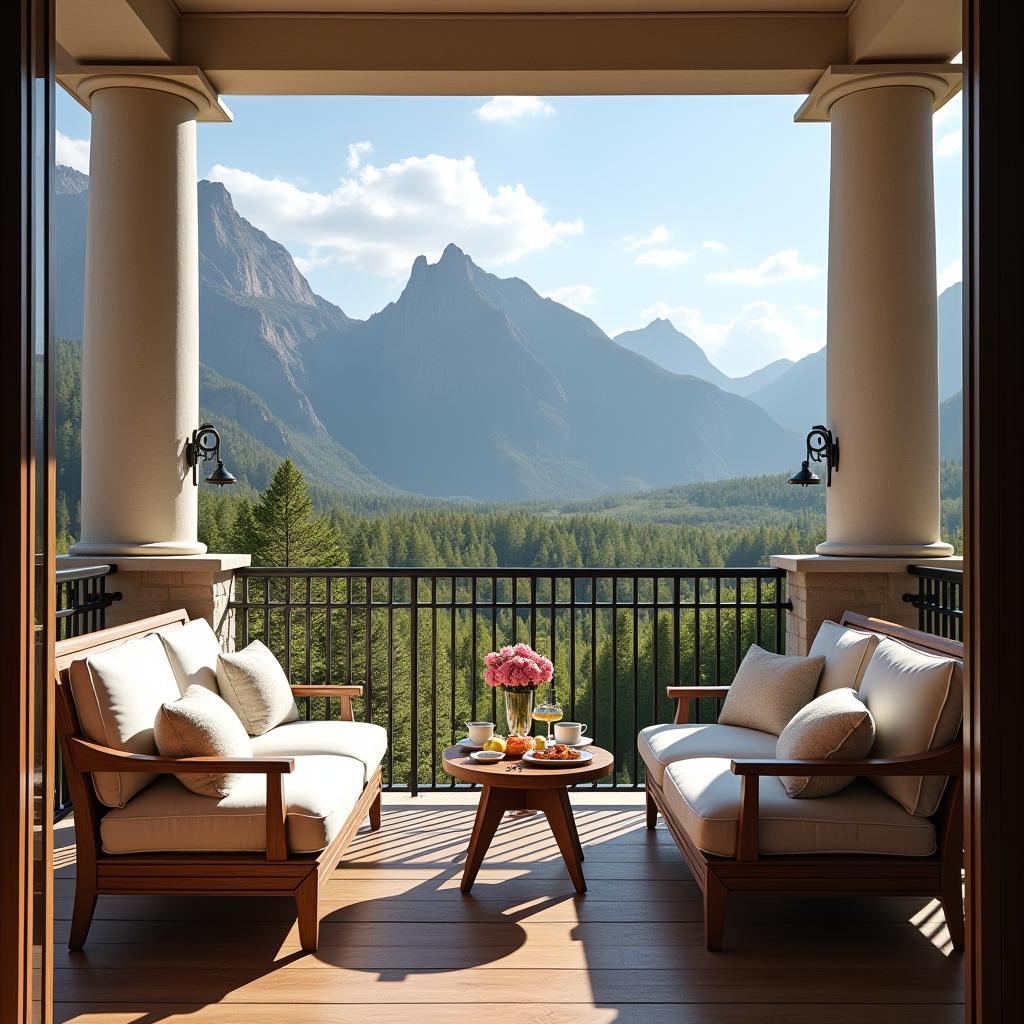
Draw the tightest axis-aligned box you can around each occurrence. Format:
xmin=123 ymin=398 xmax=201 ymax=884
xmin=57 ymin=89 xmax=962 ymax=377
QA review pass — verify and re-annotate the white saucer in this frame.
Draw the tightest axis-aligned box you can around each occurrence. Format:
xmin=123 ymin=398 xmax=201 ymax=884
xmin=522 ymin=749 xmax=594 ymax=769
xmin=456 ymin=737 xmax=484 ymax=751
xmin=557 ymin=736 xmax=593 ymax=749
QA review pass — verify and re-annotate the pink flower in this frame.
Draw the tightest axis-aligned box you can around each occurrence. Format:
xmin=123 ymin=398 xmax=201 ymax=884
xmin=481 ymin=643 xmax=554 ymax=689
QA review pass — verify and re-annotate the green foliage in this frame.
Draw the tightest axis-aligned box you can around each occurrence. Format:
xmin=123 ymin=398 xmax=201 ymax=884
xmin=240 ymin=459 xmax=346 ymax=568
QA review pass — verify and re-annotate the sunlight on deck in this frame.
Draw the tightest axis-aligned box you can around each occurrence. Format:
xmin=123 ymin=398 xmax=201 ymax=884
xmin=54 ymin=793 xmax=963 ymax=1024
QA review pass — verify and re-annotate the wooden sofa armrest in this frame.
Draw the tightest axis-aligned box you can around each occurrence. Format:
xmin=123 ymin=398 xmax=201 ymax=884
xmin=290 ymin=684 xmax=363 ymax=721
xmin=666 ymin=685 xmax=731 ymax=724
xmin=730 ymin=743 xmax=962 ymax=778
xmin=727 ymin=743 xmax=961 ymax=862
xmin=67 ymin=737 xmax=295 ymax=861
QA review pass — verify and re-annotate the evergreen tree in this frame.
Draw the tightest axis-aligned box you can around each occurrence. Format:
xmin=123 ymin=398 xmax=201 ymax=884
xmin=249 ymin=460 xmax=344 ymax=568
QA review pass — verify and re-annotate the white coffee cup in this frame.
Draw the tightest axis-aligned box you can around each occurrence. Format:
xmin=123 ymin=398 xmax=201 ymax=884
xmin=466 ymin=721 xmax=495 ymax=745
xmin=554 ymin=722 xmax=587 ymax=745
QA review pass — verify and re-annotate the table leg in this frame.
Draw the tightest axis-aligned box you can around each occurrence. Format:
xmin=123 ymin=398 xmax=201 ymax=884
xmin=530 ymin=788 xmax=587 ymax=894
xmin=461 ymin=785 xmax=519 ymax=893
xmin=558 ymin=786 xmax=585 ymax=863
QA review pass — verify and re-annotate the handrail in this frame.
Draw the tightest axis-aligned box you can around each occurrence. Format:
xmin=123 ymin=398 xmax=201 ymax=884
xmin=229 ymin=566 xmax=791 ymax=794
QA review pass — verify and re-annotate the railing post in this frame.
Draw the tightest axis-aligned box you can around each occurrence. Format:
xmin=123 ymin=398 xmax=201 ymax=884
xmin=410 ymin=578 xmax=419 ymax=798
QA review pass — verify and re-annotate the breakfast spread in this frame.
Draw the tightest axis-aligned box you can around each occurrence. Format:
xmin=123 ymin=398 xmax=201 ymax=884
xmin=530 ymin=743 xmax=583 ymax=761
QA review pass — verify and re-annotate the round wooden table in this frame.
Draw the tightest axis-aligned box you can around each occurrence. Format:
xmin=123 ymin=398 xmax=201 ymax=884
xmin=442 ymin=745 xmax=615 ymax=894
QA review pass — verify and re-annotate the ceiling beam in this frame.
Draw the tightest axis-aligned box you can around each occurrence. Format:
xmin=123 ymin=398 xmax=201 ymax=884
xmin=58 ymin=0 xmax=178 ymax=63
xmin=178 ymin=13 xmax=849 ymax=95
xmin=849 ymin=0 xmax=961 ymax=62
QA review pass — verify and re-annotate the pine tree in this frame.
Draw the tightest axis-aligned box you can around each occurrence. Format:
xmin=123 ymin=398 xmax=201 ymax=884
xmin=249 ymin=460 xmax=342 ymax=567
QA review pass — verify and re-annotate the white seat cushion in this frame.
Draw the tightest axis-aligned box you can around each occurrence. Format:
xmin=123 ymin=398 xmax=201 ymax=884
xmin=638 ymin=722 xmax=777 ymax=787
xmin=809 ymin=620 xmax=880 ymax=695
xmin=858 ymin=637 xmax=962 ymax=817
xmin=68 ymin=633 xmax=181 ymax=808
xmin=100 ymin=754 xmax=364 ymax=855
xmin=158 ymin=618 xmax=223 ymax=696
xmin=250 ymin=720 xmax=388 ymax=783
xmin=661 ymin=757 xmax=936 ymax=858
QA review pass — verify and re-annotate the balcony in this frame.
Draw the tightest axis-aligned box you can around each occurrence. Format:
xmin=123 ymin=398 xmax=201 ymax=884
xmin=52 ymin=564 xmax=964 ymax=1024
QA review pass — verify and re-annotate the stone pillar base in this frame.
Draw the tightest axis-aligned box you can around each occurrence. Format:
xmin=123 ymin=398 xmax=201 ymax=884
xmin=58 ymin=553 xmax=251 ymax=649
xmin=771 ymin=553 xmax=963 ymax=656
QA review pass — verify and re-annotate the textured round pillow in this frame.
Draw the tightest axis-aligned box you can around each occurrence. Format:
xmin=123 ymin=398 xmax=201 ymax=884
xmin=776 ymin=687 xmax=876 ymax=799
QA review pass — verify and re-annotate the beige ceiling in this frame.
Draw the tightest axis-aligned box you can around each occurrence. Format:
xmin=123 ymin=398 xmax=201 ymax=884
xmin=58 ymin=0 xmax=959 ymax=102
xmin=174 ymin=2 xmax=853 ymax=11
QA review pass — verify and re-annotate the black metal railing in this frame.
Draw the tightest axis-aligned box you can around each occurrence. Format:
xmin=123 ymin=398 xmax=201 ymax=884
xmin=56 ymin=563 xmax=121 ymax=641
xmin=903 ymin=565 xmax=963 ymax=642
xmin=54 ymin=564 xmax=121 ymax=818
xmin=230 ymin=567 xmax=789 ymax=792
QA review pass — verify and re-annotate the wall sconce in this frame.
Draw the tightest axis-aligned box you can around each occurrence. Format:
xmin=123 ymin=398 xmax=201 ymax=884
xmin=789 ymin=425 xmax=839 ymax=487
xmin=185 ymin=423 xmax=237 ymax=487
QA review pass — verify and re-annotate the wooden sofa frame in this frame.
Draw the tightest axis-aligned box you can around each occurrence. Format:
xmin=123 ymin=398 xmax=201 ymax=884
xmin=56 ymin=610 xmax=383 ymax=953
xmin=644 ymin=611 xmax=964 ymax=952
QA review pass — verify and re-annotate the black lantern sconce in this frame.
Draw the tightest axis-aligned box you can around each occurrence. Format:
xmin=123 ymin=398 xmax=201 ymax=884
xmin=789 ymin=425 xmax=839 ymax=487
xmin=185 ymin=423 xmax=237 ymax=487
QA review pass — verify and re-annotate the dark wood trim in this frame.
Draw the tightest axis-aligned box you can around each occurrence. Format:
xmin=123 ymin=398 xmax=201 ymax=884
xmin=1 ymin=2 xmax=52 ymax=1022
xmin=964 ymin=3 xmax=1024 ymax=1019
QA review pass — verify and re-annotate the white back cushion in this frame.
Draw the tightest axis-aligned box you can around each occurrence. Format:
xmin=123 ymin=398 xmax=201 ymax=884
xmin=858 ymin=636 xmax=962 ymax=816
xmin=159 ymin=618 xmax=222 ymax=695
xmin=68 ymin=633 xmax=181 ymax=808
xmin=809 ymin=620 xmax=880 ymax=695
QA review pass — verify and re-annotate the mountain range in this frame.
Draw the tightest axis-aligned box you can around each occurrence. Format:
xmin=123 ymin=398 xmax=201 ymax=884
xmin=55 ymin=165 xmax=961 ymax=501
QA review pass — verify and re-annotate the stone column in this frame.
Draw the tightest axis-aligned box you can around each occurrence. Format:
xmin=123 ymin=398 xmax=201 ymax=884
xmin=70 ymin=80 xmax=205 ymax=556
xmin=798 ymin=69 xmax=959 ymax=558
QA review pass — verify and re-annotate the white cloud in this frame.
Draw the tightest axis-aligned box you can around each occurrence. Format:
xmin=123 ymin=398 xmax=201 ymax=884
xmin=634 ymin=247 xmax=695 ymax=268
xmin=796 ymin=304 xmax=825 ymax=321
xmin=57 ymin=132 xmax=90 ymax=174
xmin=623 ymin=225 xmax=670 ymax=252
xmin=346 ymin=141 xmax=373 ymax=171
xmin=937 ymin=258 xmax=962 ymax=294
xmin=633 ymin=300 xmax=824 ymax=377
xmin=936 ymin=127 xmax=962 ymax=157
xmin=702 ymin=239 xmax=726 ymax=252
xmin=475 ymin=96 xmax=554 ymax=123
xmin=541 ymin=284 xmax=597 ymax=312
xmin=209 ymin=154 xmax=583 ymax=278
xmin=708 ymin=249 xmax=821 ymax=286
xmin=934 ymin=97 xmax=961 ymax=126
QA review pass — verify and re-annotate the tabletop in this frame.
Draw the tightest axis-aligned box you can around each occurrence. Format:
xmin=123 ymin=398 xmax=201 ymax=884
xmin=442 ymin=745 xmax=614 ymax=788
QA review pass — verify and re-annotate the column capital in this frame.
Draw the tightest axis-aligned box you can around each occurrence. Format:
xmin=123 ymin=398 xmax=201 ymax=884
xmin=58 ymin=65 xmax=232 ymax=123
xmin=795 ymin=63 xmax=961 ymax=123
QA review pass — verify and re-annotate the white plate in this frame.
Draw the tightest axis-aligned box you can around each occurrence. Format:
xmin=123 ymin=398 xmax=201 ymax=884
xmin=456 ymin=737 xmax=484 ymax=751
xmin=470 ymin=750 xmax=505 ymax=764
xmin=522 ymin=749 xmax=594 ymax=769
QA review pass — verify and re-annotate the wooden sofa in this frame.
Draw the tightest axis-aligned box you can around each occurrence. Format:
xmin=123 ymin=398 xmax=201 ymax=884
xmin=56 ymin=610 xmax=385 ymax=952
xmin=641 ymin=612 xmax=963 ymax=951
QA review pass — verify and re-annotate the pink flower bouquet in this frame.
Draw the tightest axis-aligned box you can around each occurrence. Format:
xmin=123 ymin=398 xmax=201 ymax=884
xmin=483 ymin=643 xmax=554 ymax=691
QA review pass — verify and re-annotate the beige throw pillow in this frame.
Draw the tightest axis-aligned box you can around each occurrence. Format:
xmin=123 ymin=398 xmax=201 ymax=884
xmin=718 ymin=645 xmax=825 ymax=736
xmin=808 ymin=620 xmax=880 ymax=695
xmin=857 ymin=637 xmax=962 ymax=816
xmin=776 ymin=687 xmax=876 ymax=798
xmin=154 ymin=685 xmax=253 ymax=797
xmin=216 ymin=640 xmax=299 ymax=737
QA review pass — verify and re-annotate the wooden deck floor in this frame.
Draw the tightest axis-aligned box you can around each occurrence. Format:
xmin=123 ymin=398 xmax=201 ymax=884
xmin=54 ymin=793 xmax=964 ymax=1024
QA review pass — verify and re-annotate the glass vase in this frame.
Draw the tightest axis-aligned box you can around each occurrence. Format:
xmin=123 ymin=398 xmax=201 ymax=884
xmin=504 ymin=687 xmax=535 ymax=737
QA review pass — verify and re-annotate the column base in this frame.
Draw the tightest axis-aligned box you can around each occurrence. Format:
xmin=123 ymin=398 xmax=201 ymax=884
xmin=815 ymin=540 xmax=955 ymax=558
xmin=69 ymin=540 xmax=208 ymax=557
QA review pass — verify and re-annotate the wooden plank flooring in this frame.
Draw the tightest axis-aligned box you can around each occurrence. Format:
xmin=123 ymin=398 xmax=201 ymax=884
xmin=53 ymin=793 xmax=964 ymax=1024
